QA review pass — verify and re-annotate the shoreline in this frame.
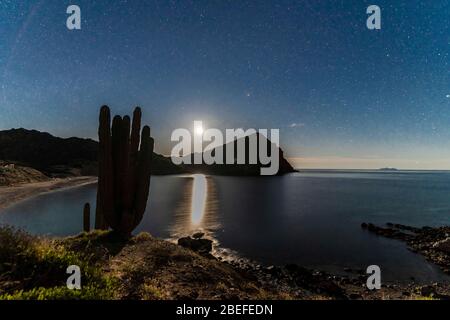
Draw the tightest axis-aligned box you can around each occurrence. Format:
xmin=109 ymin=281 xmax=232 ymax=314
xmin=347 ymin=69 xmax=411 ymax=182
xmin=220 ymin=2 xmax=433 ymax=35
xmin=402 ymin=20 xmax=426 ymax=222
xmin=0 ymin=176 xmax=97 ymax=211
xmin=361 ymin=222 xmax=450 ymax=275
xmin=0 ymin=176 xmax=448 ymax=299
xmin=0 ymin=221 xmax=449 ymax=299
xmin=175 ymin=233 xmax=450 ymax=300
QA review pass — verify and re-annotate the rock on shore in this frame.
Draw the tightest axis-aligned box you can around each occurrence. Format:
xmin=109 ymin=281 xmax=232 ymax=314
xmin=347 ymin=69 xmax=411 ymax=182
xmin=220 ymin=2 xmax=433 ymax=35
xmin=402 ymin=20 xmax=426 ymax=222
xmin=361 ymin=222 xmax=450 ymax=275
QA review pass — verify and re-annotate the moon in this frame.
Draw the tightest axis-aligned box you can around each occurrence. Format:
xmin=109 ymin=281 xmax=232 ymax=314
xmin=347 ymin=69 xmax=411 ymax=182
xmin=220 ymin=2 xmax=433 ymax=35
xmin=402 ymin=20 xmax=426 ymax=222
xmin=194 ymin=123 xmax=204 ymax=135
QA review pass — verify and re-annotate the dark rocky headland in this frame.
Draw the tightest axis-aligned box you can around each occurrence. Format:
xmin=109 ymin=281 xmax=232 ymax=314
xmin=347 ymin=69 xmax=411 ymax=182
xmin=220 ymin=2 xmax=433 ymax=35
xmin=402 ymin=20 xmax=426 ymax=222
xmin=0 ymin=128 xmax=295 ymax=180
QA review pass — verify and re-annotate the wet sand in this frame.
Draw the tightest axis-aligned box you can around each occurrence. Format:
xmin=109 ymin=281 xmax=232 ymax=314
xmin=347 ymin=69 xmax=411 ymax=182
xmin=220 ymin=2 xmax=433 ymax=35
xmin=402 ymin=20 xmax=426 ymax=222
xmin=0 ymin=176 xmax=97 ymax=210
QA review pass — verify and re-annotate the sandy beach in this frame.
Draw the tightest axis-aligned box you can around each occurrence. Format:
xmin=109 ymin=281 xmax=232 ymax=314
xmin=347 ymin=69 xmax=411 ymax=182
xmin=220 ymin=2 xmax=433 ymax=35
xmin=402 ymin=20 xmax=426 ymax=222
xmin=0 ymin=176 xmax=97 ymax=211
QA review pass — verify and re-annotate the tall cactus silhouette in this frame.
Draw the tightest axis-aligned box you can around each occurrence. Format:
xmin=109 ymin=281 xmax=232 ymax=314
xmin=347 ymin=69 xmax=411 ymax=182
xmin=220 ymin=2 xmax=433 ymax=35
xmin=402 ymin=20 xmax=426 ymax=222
xmin=95 ymin=105 xmax=154 ymax=237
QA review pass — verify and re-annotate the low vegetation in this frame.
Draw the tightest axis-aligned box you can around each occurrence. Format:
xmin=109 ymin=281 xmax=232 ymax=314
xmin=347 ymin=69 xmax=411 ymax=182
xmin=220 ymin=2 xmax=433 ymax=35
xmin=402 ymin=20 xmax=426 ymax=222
xmin=0 ymin=226 xmax=290 ymax=300
xmin=1 ymin=225 xmax=448 ymax=300
xmin=0 ymin=226 xmax=116 ymax=300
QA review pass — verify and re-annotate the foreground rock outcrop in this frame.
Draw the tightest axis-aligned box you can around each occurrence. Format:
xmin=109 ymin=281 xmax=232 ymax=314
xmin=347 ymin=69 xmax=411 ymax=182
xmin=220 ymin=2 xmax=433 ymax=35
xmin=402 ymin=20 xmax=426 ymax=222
xmin=178 ymin=236 xmax=213 ymax=257
xmin=1 ymin=227 xmax=449 ymax=300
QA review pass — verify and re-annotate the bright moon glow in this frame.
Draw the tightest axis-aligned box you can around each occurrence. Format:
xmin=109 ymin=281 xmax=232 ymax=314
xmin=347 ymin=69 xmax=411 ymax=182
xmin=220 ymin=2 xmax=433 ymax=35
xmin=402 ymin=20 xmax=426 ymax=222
xmin=195 ymin=124 xmax=204 ymax=135
xmin=194 ymin=120 xmax=204 ymax=135
xmin=191 ymin=174 xmax=207 ymax=225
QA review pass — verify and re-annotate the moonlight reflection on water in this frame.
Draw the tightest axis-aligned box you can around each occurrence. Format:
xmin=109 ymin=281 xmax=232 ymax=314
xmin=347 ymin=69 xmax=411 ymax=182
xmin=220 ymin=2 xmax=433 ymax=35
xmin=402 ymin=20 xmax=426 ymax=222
xmin=167 ymin=174 xmax=219 ymax=239
xmin=191 ymin=174 xmax=207 ymax=226
xmin=2 ymin=173 xmax=450 ymax=282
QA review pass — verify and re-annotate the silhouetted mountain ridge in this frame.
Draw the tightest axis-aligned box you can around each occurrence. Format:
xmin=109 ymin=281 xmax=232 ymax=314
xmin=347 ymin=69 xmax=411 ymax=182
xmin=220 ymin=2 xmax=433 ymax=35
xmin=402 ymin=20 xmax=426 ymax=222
xmin=0 ymin=128 xmax=295 ymax=176
xmin=0 ymin=128 xmax=182 ymax=176
xmin=180 ymin=132 xmax=296 ymax=175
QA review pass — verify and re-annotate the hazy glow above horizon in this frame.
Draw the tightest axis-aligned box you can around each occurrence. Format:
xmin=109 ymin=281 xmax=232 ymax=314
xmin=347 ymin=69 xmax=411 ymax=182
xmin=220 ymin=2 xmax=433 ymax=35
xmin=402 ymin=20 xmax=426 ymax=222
xmin=289 ymin=156 xmax=450 ymax=171
xmin=194 ymin=122 xmax=204 ymax=136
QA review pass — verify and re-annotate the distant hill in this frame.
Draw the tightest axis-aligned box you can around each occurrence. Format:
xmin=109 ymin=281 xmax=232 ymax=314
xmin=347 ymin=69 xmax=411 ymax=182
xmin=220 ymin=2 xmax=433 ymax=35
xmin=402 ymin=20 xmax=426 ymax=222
xmin=179 ymin=132 xmax=296 ymax=175
xmin=0 ymin=129 xmax=295 ymax=177
xmin=0 ymin=129 xmax=183 ymax=176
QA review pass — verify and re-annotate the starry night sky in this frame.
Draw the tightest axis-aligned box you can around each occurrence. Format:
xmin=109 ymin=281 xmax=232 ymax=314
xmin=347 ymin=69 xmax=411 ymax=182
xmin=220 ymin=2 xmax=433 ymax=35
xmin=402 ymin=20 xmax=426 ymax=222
xmin=0 ymin=0 xmax=449 ymax=169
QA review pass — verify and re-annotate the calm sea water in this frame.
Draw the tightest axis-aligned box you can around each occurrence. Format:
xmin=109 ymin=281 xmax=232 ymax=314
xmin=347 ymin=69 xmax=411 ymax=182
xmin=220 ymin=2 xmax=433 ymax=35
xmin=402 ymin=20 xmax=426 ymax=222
xmin=1 ymin=171 xmax=450 ymax=283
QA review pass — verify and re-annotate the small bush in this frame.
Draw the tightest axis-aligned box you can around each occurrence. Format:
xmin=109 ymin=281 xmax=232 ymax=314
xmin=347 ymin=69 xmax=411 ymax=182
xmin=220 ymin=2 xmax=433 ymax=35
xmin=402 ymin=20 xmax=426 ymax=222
xmin=0 ymin=225 xmax=35 ymax=272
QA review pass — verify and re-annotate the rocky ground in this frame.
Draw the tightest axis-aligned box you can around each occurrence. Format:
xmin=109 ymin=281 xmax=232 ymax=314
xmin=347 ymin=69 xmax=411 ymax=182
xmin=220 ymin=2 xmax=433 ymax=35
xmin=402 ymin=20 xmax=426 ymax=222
xmin=1 ymin=226 xmax=449 ymax=300
xmin=0 ymin=161 xmax=49 ymax=186
xmin=173 ymin=231 xmax=450 ymax=300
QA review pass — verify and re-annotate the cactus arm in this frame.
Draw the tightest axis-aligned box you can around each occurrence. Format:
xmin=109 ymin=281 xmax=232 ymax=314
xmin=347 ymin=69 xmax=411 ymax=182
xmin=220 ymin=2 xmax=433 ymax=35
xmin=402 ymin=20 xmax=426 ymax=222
xmin=133 ymin=126 xmax=154 ymax=229
xmin=95 ymin=105 xmax=113 ymax=229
